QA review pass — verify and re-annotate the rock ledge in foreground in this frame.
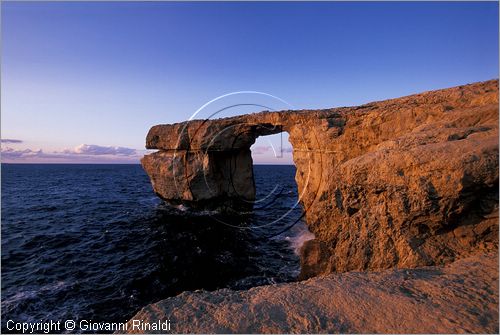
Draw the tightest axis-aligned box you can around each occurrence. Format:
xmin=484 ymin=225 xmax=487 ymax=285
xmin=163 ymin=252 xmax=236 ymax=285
xmin=125 ymin=252 xmax=498 ymax=334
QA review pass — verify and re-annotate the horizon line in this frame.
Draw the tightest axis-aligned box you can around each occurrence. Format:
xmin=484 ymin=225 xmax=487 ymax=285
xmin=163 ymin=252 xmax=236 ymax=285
xmin=0 ymin=162 xmax=295 ymax=166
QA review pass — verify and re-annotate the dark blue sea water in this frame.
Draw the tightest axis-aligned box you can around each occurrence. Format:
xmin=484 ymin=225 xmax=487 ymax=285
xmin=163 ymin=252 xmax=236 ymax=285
xmin=1 ymin=164 xmax=311 ymax=332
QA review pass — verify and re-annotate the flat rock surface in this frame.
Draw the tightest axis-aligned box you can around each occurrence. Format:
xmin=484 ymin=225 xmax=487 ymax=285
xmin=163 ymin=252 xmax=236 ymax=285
xmin=126 ymin=252 xmax=498 ymax=334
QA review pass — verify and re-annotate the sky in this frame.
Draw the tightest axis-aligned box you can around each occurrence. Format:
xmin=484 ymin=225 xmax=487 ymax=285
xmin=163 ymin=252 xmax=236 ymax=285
xmin=1 ymin=1 xmax=498 ymax=164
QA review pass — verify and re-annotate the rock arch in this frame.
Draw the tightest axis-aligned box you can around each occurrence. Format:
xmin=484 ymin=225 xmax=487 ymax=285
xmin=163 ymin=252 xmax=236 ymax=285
xmin=142 ymin=80 xmax=498 ymax=277
xmin=141 ymin=113 xmax=326 ymax=212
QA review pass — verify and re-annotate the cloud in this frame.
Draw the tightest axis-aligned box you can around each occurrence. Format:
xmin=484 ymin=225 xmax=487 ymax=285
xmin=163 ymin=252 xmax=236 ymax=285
xmin=1 ymin=139 xmax=23 ymax=144
xmin=1 ymin=147 xmax=43 ymax=159
xmin=251 ymin=145 xmax=293 ymax=156
xmin=251 ymin=145 xmax=272 ymax=155
xmin=1 ymin=144 xmax=139 ymax=163
xmin=64 ymin=144 xmax=136 ymax=156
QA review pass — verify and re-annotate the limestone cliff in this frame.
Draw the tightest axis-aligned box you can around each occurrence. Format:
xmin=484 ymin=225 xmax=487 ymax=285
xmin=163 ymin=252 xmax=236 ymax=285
xmin=142 ymin=80 xmax=499 ymax=276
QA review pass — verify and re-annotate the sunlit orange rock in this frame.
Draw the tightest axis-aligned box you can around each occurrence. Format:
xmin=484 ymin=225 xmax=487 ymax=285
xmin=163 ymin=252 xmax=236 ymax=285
xmin=142 ymin=80 xmax=499 ymax=275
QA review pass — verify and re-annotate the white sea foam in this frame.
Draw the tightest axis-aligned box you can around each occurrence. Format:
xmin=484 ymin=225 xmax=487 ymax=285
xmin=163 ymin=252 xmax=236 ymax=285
xmin=175 ymin=204 xmax=189 ymax=212
xmin=284 ymin=222 xmax=315 ymax=255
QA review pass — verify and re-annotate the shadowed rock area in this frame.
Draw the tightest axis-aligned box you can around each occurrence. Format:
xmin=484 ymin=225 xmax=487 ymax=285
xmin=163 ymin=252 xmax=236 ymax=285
xmin=126 ymin=252 xmax=498 ymax=334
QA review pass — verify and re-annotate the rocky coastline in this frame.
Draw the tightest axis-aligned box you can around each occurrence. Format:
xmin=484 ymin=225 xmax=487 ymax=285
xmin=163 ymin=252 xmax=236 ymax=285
xmin=132 ymin=80 xmax=499 ymax=333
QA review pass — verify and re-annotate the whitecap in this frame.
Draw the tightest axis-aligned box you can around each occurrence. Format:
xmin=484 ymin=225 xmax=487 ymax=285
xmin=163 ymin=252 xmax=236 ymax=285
xmin=285 ymin=222 xmax=315 ymax=255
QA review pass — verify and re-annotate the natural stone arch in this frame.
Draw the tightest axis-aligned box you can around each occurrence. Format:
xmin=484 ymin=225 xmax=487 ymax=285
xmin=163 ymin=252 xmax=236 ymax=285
xmin=141 ymin=114 xmax=324 ymax=212
xmin=142 ymin=80 xmax=499 ymax=278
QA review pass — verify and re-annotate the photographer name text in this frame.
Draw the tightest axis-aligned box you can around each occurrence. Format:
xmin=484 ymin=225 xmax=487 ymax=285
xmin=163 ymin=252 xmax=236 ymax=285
xmin=6 ymin=319 xmax=171 ymax=333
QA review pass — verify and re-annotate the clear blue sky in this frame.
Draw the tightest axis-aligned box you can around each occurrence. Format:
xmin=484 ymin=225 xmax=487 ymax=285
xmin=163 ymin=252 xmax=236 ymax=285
xmin=1 ymin=1 xmax=498 ymax=163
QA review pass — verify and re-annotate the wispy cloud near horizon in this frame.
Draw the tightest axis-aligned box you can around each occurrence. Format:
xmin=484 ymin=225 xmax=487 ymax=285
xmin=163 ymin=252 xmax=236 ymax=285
xmin=251 ymin=145 xmax=293 ymax=155
xmin=63 ymin=144 xmax=137 ymax=156
xmin=1 ymin=144 xmax=141 ymax=163
xmin=1 ymin=139 xmax=23 ymax=144
xmin=251 ymin=146 xmax=272 ymax=155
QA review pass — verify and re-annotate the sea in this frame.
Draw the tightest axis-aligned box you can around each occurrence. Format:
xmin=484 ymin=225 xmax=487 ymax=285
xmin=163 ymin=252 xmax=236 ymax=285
xmin=1 ymin=164 xmax=313 ymax=333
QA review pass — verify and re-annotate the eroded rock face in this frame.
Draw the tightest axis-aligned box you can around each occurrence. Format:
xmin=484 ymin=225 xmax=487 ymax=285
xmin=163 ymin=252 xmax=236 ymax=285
xmin=125 ymin=252 xmax=499 ymax=334
xmin=142 ymin=122 xmax=283 ymax=211
xmin=142 ymin=149 xmax=256 ymax=211
xmin=142 ymin=80 xmax=499 ymax=275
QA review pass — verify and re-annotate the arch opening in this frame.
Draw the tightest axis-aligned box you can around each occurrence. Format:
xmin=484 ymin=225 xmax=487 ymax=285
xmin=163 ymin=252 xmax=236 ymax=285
xmin=249 ymin=132 xmax=315 ymax=256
